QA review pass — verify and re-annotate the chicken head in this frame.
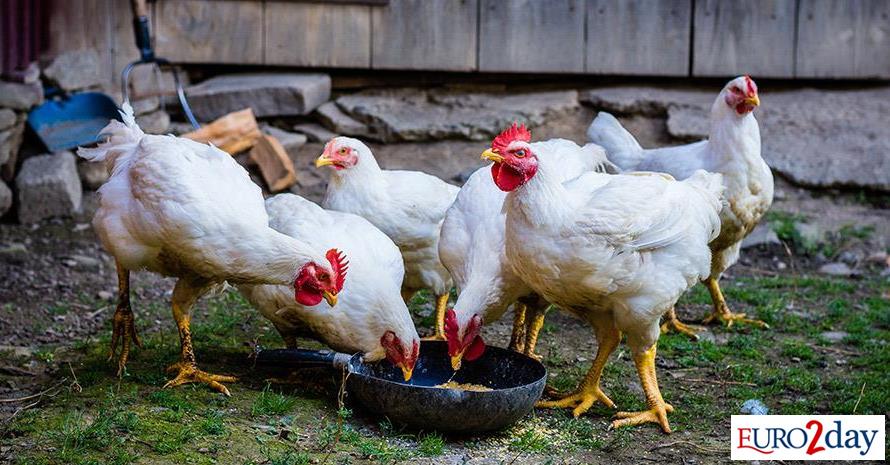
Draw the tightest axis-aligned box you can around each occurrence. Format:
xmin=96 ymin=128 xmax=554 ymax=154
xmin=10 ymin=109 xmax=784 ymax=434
xmin=294 ymin=248 xmax=348 ymax=307
xmin=381 ymin=331 xmax=419 ymax=381
xmin=315 ymin=137 xmax=364 ymax=170
xmin=723 ymin=75 xmax=760 ymax=115
xmin=444 ymin=309 xmax=485 ymax=370
xmin=481 ymin=123 xmax=539 ymax=192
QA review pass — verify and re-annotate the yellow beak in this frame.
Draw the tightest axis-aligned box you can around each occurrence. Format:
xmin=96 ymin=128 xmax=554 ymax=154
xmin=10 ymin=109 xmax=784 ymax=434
xmin=315 ymin=156 xmax=335 ymax=168
xmin=401 ymin=365 xmax=414 ymax=382
xmin=323 ymin=290 xmax=338 ymax=307
xmin=450 ymin=353 xmax=463 ymax=371
xmin=481 ymin=149 xmax=505 ymax=163
xmin=744 ymin=95 xmax=760 ymax=107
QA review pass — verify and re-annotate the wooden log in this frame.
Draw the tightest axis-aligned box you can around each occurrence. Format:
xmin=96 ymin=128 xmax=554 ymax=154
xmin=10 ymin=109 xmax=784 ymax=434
xmin=182 ymin=108 xmax=261 ymax=155
xmin=249 ymin=134 xmax=297 ymax=192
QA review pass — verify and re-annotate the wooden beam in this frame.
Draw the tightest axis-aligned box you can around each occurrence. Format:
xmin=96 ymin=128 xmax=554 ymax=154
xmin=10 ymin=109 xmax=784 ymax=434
xmin=154 ymin=0 xmax=263 ymax=64
xmin=265 ymin=2 xmax=371 ymax=67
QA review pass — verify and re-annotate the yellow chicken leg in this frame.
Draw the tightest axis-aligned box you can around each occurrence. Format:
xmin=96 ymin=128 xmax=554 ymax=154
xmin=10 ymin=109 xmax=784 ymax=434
xmin=508 ymin=303 xmax=527 ymax=352
xmin=422 ymin=293 xmax=449 ymax=341
xmin=611 ymin=344 xmax=674 ymax=433
xmin=701 ymin=277 xmax=769 ymax=329
xmin=108 ymin=261 xmax=142 ymax=376
xmin=522 ymin=305 xmax=548 ymax=361
xmin=660 ymin=307 xmax=701 ymax=341
xmin=163 ymin=280 xmax=237 ymax=396
xmin=538 ymin=320 xmax=619 ymax=417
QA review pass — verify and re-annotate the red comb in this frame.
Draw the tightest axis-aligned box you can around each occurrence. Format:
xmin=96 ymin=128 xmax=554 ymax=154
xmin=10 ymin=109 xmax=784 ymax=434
xmin=491 ymin=122 xmax=531 ymax=154
xmin=325 ymin=248 xmax=348 ymax=291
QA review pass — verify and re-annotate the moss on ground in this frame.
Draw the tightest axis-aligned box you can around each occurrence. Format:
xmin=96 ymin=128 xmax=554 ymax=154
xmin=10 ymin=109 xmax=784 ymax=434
xmin=2 ymin=274 xmax=887 ymax=464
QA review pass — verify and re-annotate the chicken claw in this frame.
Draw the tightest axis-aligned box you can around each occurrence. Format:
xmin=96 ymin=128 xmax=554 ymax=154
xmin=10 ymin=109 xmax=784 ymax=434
xmin=537 ymin=385 xmax=616 ymax=417
xmin=108 ymin=304 xmax=142 ymax=377
xmin=612 ymin=401 xmax=674 ymax=433
xmin=660 ymin=308 xmax=701 ymax=341
xmin=164 ymin=361 xmax=237 ymax=396
xmin=702 ymin=277 xmax=769 ymax=329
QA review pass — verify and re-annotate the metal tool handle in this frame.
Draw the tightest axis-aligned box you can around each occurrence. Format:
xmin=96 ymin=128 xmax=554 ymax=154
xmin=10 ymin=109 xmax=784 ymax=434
xmin=253 ymin=348 xmax=353 ymax=370
xmin=130 ymin=0 xmax=153 ymax=62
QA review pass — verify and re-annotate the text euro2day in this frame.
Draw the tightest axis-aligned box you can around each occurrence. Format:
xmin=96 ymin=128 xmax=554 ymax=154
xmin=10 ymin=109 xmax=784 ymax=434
xmin=737 ymin=420 xmax=880 ymax=457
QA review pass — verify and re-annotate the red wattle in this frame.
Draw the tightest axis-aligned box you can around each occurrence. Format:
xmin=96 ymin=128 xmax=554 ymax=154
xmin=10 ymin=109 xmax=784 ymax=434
xmin=463 ymin=335 xmax=486 ymax=361
xmin=491 ymin=162 xmax=525 ymax=192
xmin=295 ymin=288 xmax=323 ymax=306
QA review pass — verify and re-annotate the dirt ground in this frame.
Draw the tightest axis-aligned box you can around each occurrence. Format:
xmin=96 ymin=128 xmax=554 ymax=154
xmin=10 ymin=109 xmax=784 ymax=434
xmin=0 ymin=108 xmax=888 ymax=465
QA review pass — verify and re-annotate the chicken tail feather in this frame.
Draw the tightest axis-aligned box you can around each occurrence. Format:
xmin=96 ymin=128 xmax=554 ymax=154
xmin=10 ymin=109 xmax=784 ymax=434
xmin=76 ymin=102 xmax=144 ymax=168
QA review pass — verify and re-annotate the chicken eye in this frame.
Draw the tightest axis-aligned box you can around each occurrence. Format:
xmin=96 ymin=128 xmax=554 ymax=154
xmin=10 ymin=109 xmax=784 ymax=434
xmin=515 ymin=149 xmax=526 ymax=158
xmin=318 ymin=272 xmax=328 ymax=280
xmin=339 ymin=147 xmax=349 ymax=155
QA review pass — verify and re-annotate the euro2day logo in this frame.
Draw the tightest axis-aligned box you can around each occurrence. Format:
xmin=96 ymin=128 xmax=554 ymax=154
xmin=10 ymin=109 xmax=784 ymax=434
xmin=731 ymin=415 xmax=885 ymax=460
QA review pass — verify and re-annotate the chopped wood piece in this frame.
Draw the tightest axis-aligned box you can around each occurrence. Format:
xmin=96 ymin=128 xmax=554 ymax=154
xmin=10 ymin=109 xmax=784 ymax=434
xmin=249 ymin=134 xmax=296 ymax=192
xmin=182 ymin=108 xmax=261 ymax=154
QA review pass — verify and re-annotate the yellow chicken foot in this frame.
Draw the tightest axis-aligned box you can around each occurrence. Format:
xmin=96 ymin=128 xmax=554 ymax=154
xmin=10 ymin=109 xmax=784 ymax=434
xmin=522 ymin=306 xmax=547 ymax=361
xmin=508 ymin=303 xmax=527 ymax=352
xmin=108 ymin=262 xmax=141 ymax=376
xmin=611 ymin=344 xmax=673 ymax=433
xmin=701 ymin=277 xmax=769 ymax=329
xmin=164 ymin=283 xmax=237 ymax=395
xmin=660 ymin=308 xmax=701 ymax=341
xmin=421 ymin=293 xmax=449 ymax=341
xmin=538 ymin=322 xmax=619 ymax=417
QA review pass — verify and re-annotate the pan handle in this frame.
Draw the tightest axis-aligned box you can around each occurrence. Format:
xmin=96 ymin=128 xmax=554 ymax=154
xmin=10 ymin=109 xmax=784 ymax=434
xmin=253 ymin=348 xmax=353 ymax=371
xmin=130 ymin=0 xmax=154 ymax=62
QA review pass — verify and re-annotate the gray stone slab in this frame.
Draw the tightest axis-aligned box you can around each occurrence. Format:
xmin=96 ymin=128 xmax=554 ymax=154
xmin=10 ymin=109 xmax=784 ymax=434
xmin=15 ymin=151 xmax=82 ymax=224
xmin=0 ymin=179 xmax=11 ymax=217
xmin=260 ymin=124 xmax=308 ymax=157
xmin=315 ymin=101 xmax=369 ymax=136
xmin=0 ymin=80 xmax=43 ymax=110
xmin=0 ymin=114 xmax=25 ymax=166
xmin=136 ymin=110 xmax=170 ymax=135
xmin=0 ymin=109 xmax=16 ymax=131
xmin=336 ymin=88 xmax=579 ymax=142
xmin=292 ymin=123 xmax=337 ymax=143
xmin=43 ymin=49 xmax=103 ymax=91
xmin=186 ymin=73 xmax=331 ymax=121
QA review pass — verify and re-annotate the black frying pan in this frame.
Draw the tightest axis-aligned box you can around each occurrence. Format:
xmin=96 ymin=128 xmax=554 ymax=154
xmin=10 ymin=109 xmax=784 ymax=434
xmin=252 ymin=341 xmax=546 ymax=433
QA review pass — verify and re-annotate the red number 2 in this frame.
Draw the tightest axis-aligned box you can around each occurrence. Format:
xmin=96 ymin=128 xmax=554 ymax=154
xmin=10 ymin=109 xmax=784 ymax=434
xmin=806 ymin=420 xmax=826 ymax=455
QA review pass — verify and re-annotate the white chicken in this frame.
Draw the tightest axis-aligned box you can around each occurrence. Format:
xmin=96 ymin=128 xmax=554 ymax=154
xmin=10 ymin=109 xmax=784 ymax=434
xmin=315 ymin=137 xmax=459 ymax=340
xmin=587 ymin=75 xmax=773 ymax=336
xmin=238 ymin=194 xmax=420 ymax=381
xmin=439 ymin=139 xmax=615 ymax=369
xmin=481 ymin=123 xmax=723 ymax=432
xmin=78 ymin=104 xmax=347 ymax=395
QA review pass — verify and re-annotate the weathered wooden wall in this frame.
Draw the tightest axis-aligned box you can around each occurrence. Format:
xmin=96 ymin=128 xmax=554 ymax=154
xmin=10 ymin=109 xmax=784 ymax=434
xmin=47 ymin=0 xmax=890 ymax=84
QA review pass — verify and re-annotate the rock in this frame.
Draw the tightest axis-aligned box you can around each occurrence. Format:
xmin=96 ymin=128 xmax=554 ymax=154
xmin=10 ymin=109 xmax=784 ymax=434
xmin=43 ymin=49 xmax=103 ymax=91
xmin=315 ymin=102 xmax=370 ymax=136
xmin=15 ymin=151 xmax=82 ymax=224
xmin=820 ymin=331 xmax=848 ymax=343
xmin=0 ymin=80 xmax=43 ymax=110
xmin=97 ymin=290 xmax=114 ymax=301
xmin=0 ymin=179 xmax=11 ymax=217
xmin=740 ymin=399 xmax=769 ymax=415
xmin=838 ymin=250 xmax=864 ymax=266
xmin=260 ymin=125 xmax=308 ymax=156
xmin=741 ymin=223 xmax=780 ymax=249
xmin=580 ymin=86 xmax=711 ymax=115
xmin=795 ymin=222 xmax=823 ymax=246
xmin=0 ymin=243 xmax=28 ymax=264
xmin=130 ymin=96 xmax=160 ymax=116
xmin=186 ymin=73 xmax=331 ymax=121
xmin=65 ymin=254 xmax=102 ymax=270
xmin=77 ymin=161 xmax=109 ymax=190
xmin=292 ymin=123 xmax=337 ymax=143
xmin=335 ymin=88 xmax=579 ymax=142
xmin=0 ymin=114 xmax=26 ymax=166
xmin=0 ymin=109 xmax=16 ymax=131
xmin=818 ymin=262 xmax=855 ymax=277
xmin=136 ymin=110 xmax=170 ymax=134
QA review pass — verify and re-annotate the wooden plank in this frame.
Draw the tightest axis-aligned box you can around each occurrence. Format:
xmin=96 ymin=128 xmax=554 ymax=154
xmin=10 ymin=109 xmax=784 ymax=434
xmin=45 ymin=0 xmax=114 ymax=87
xmin=154 ymin=0 xmax=263 ymax=64
xmin=586 ymin=0 xmax=691 ymax=76
xmin=182 ymin=109 xmax=261 ymax=155
xmin=692 ymin=0 xmax=796 ymax=78
xmin=479 ymin=0 xmax=585 ymax=73
xmin=371 ymin=0 xmax=477 ymax=71
xmin=798 ymin=0 xmax=890 ymax=78
xmin=265 ymin=3 xmax=371 ymax=67
xmin=250 ymin=134 xmax=297 ymax=192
